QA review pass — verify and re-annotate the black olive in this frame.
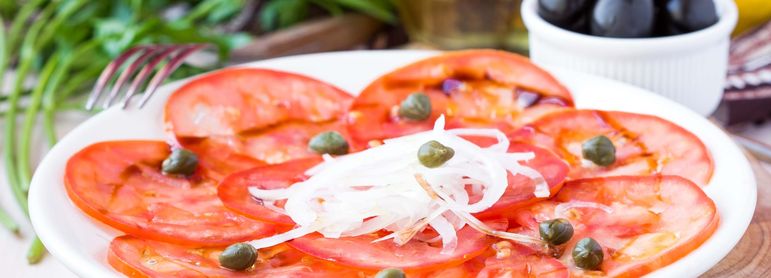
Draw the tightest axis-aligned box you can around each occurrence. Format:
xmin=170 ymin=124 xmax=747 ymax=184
xmin=591 ymin=0 xmax=655 ymax=38
xmin=566 ymin=12 xmax=590 ymax=34
xmin=654 ymin=17 xmax=688 ymax=36
xmin=538 ymin=0 xmax=593 ymax=29
xmin=664 ymin=0 xmax=718 ymax=32
xmin=654 ymin=0 xmax=670 ymax=8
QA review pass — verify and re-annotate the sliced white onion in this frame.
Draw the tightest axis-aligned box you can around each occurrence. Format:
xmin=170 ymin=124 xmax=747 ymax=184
xmin=429 ymin=215 xmax=457 ymax=255
xmin=249 ymin=225 xmax=317 ymax=249
xmin=247 ymin=115 xmax=547 ymax=253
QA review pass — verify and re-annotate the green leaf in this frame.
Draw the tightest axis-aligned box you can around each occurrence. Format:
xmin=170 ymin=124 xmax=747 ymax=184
xmin=93 ymin=18 xmax=141 ymax=56
xmin=309 ymin=0 xmax=343 ymax=15
xmin=109 ymin=0 xmax=136 ymax=23
xmin=333 ymin=0 xmax=396 ymax=23
xmin=206 ymin=0 xmax=245 ymax=24
xmin=260 ymin=0 xmax=309 ymax=31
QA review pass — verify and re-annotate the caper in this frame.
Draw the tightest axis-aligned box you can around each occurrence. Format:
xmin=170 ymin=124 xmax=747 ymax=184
xmin=219 ymin=243 xmax=257 ymax=271
xmin=309 ymin=131 xmax=349 ymax=155
xmin=375 ymin=268 xmax=406 ymax=278
xmin=581 ymin=135 xmax=616 ymax=166
xmin=161 ymin=148 xmax=198 ymax=177
xmin=572 ymin=237 xmax=604 ymax=270
xmin=539 ymin=218 xmax=574 ymax=245
xmin=398 ymin=92 xmax=432 ymax=121
xmin=418 ymin=140 xmax=455 ymax=168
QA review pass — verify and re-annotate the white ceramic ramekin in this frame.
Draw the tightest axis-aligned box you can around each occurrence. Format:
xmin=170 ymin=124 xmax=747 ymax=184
xmin=522 ymin=0 xmax=738 ymax=116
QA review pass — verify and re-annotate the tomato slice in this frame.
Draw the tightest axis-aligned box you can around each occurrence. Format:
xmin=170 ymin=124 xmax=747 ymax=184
xmin=511 ymin=176 xmax=719 ymax=277
xmin=475 ymin=143 xmax=569 ymax=218
xmin=65 ymin=141 xmax=275 ymax=246
xmin=218 ymin=158 xmax=322 ymax=225
xmin=288 ymin=219 xmax=508 ymax=271
xmin=108 ymin=235 xmax=363 ymax=277
xmin=514 ymin=110 xmax=713 ymax=185
xmin=164 ymin=68 xmax=353 ymax=173
xmin=347 ymin=49 xmax=573 ymax=147
xmin=182 ymin=138 xmax=266 ymax=182
xmin=477 ymin=243 xmax=568 ymax=278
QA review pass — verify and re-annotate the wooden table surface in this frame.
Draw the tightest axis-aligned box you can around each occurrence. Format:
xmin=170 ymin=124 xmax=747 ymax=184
xmin=703 ymin=149 xmax=771 ymax=277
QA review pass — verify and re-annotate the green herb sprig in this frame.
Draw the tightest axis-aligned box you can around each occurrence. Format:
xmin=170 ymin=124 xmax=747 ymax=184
xmin=0 ymin=0 xmax=253 ymax=264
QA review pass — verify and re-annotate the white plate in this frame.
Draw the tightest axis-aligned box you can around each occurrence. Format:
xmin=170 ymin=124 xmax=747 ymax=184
xmin=29 ymin=50 xmax=756 ymax=277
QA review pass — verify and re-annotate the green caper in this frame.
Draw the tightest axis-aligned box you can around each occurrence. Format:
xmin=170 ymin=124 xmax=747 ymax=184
xmin=219 ymin=243 xmax=257 ymax=271
xmin=161 ymin=148 xmax=198 ymax=177
xmin=375 ymin=268 xmax=406 ymax=278
xmin=539 ymin=218 xmax=574 ymax=245
xmin=572 ymin=237 xmax=604 ymax=270
xmin=582 ymin=135 xmax=616 ymax=166
xmin=398 ymin=92 xmax=432 ymax=121
xmin=418 ymin=140 xmax=455 ymax=168
xmin=309 ymin=131 xmax=349 ymax=155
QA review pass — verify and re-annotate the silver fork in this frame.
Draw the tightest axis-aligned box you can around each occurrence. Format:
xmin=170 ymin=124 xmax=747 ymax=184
xmin=85 ymin=43 xmax=208 ymax=110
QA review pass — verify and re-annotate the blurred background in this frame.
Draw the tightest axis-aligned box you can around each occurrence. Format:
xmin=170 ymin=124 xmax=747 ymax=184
xmin=0 ymin=0 xmax=770 ymax=276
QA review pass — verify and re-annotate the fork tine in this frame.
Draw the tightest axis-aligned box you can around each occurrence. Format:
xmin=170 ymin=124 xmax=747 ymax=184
xmin=135 ymin=44 xmax=207 ymax=109
xmin=119 ymin=45 xmax=188 ymax=109
xmin=85 ymin=46 xmax=146 ymax=110
xmin=101 ymin=46 xmax=166 ymax=109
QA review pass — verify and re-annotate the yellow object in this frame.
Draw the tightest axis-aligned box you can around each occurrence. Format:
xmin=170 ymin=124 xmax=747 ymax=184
xmin=733 ymin=0 xmax=771 ymax=36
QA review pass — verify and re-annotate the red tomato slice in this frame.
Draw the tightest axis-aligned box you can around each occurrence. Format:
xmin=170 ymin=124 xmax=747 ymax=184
xmin=347 ymin=49 xmax=573 ymax=147
xmin=218 ymin=158 xmax=323 ymax=225
xmin=65 ymin=141 xmax=275 ymax=246
xmin=514 ymin=110 xmax=713 ymax=185
xmin=164 ymin=68 xmax=353 ymax=171
xmin=477 ymin=243 xmax=568 ymax=278
xmin=475 ymin=143 xmax=569 ymax=218
xmin=181 ymin=138 xmax=266 ymax=182
xmin=108 ymin=235 xmax=363 ymax=277
xmin=511 ymin=176 xmax=719 ymax=277
xmin=288 ymin=219 xmax=508 ymax=271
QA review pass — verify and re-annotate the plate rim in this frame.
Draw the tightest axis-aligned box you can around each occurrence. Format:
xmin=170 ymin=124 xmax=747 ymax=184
xmin=29 ymin=49 xmax=757 ymax=277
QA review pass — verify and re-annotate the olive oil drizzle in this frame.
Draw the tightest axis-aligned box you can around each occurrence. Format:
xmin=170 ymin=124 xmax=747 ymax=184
xmin=596 ymin=111 xmax=659 ymax=174
xmin=535 ymin=111 xmax=659 ymax=174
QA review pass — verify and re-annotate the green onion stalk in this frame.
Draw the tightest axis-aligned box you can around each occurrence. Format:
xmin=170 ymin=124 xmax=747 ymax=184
xmin=0 ymin=15 xmax=19 ymax=234
xmin=1 ymin=0 xmax=257 ymax=265
xmin=3 ymin=2 xmax=70 ymax=264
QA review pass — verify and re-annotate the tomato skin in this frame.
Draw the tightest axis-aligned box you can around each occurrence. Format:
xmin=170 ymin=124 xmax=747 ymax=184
xmin=218 ymin=158 xmax=322 ymax=225
xmin=65 ymin=141 xmax=275 ymax=246
xmin=164 ymin=68 xmax=354 ymax=171
xmin=477 ymin=243 xmax=568 ymax=278
xmin=288 ymin=219 xmax=509 ymax=272
xmin=515 ymin=109 xmax=714 ymax=185
xmin=512 ymin=175 xmax=719 ymax=277
xmin=179 ymin=138 xmax=265 ymax=182
xmin=108 ymin=236 xmax=365 ymax=278
xmin=166 ymin=68 xmax=352 ymax=138
xmin=475 ymin=143 xmax=569 ymax=218
xmin=347 ymin=50 xmax=573 ymax=148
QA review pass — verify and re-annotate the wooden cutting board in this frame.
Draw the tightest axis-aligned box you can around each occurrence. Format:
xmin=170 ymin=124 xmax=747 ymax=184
xmin=703 ymin=152 xmax=771 ymax=277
